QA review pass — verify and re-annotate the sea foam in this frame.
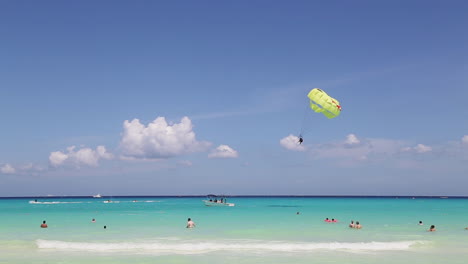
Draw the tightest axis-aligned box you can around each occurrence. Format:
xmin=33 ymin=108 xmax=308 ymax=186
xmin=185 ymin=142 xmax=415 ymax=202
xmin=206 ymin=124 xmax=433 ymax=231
xmin=36 ymin=239 xmax=425 ymax=254
xmin=29 ymin=201 xmax=87 ymax=204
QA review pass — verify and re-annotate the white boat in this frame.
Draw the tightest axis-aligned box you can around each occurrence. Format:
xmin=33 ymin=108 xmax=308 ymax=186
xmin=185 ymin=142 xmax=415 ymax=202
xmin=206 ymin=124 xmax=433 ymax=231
xmin=93 ymin=194 xmax=102 ymax=198
xmin=203 ymin=195 xmax=235 ymax=207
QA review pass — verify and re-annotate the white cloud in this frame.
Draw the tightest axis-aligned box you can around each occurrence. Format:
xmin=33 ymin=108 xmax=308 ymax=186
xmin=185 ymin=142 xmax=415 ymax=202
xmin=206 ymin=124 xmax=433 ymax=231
xmin=401 ymin=144 xmax=432 ymax=154
xmin=309 ymin=134 xmax=438 ymax=166
xmin=312 ymin=135 xmax=407 ymax=161
xmin=414 ymin=144 xmax=432 ymax=153
xmin=49 ymin=145 xmax=113 ymax=168
xmin=120 ymin=116 xmax=211 ymax=159
xmin=345 ymin=134 xmax=360 ymax=145
xmin=19 ymin=163 xmax=46 ymax=173
xmin=49 ymin=151 xmax=69 ymax=167
xmin=208 ymin=145 xmax=239 ymax=158
xmin=1 ymin=164 xmax=16 ymax=174
xmin=280 ymin=134 xmax=306 ymax=151
xmin=462 ymin=135 xmax=468 ymax=145
xmin=0 ymin=163 xmax=45 ymax=175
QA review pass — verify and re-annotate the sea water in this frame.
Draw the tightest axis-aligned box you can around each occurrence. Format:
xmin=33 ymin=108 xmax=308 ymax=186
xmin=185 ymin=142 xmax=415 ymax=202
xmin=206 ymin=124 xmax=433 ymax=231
xmin=0 ymin=196 xmax=467 ymax=264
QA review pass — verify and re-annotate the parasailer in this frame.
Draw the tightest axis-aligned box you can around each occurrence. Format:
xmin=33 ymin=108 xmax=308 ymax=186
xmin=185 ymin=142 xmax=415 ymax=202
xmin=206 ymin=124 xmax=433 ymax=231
xmin=298 ymin=88 xmax=341 ymax=142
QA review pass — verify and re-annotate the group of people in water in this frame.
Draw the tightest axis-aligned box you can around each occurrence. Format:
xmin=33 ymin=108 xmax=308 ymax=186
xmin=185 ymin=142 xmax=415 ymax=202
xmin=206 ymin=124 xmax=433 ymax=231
xmin=323 ymin=218 xmax=363 ymax=229
xmin=321 ymin=218 xmax=438 ymax=231
xmin=40 ymin=217 xmax=197 ymax=229
xmin=38 ymin=214 xmax=456 ymax=232
xmin=417 ymin=220 xmax=436 ymax=231
xmin=321 ymin=218 xmax=363 ymax=229
xmin=348 ymin=220 xmax=362 ymax=229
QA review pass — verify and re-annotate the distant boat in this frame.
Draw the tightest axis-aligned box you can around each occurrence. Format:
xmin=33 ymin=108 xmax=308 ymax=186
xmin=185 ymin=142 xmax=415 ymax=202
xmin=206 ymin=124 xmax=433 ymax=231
xmin=203 ymin=194 xmax=235 ymax=207
xmin=93 ymin=194 xmax=102 ymax=198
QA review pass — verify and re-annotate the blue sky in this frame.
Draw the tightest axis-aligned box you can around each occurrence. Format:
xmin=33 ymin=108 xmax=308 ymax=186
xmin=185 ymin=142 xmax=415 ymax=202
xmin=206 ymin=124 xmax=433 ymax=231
xmin=1 ymin=0 xmax=467 ymax=196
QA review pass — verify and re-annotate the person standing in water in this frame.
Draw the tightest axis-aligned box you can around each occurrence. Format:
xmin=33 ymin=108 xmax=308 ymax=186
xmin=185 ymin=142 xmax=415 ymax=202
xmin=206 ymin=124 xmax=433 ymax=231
xmin=355 ymin=221 xmax=362 ymax=229
xmin=186 ymin=218 xmax=196 ymax=228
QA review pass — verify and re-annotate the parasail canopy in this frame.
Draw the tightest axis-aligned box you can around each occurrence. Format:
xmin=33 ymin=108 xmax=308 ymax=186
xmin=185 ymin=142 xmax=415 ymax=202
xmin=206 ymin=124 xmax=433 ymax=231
xmin=307 ymin=88 xmax=342 ymax=119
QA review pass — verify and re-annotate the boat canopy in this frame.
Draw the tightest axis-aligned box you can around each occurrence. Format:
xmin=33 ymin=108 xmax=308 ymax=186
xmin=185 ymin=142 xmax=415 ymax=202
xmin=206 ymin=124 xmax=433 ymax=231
xmin=206 ymin=194 xmax=231 ymax=199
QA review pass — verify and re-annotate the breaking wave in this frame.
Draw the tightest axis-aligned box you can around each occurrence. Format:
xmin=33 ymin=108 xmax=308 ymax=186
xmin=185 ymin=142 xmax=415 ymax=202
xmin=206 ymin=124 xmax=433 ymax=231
xmin=36 ymin=239 xmax=425 ymax=254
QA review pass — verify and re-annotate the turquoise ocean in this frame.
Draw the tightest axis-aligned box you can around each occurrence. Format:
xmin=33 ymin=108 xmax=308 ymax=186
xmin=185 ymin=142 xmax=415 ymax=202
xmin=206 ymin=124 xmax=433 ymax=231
xmin=1 ymin=196 xmax=468 ymax=264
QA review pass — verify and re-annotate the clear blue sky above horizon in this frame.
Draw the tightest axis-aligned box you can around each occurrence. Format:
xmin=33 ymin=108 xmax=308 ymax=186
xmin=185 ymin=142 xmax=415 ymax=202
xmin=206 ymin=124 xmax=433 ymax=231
xmin=1 ymin=0 xmax=467 ymax=196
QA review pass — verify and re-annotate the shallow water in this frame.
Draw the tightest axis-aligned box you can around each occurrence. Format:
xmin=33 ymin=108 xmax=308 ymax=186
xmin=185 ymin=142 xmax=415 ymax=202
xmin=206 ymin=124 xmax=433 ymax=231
xmin=1 ymin=196 xmax=467 ymax=263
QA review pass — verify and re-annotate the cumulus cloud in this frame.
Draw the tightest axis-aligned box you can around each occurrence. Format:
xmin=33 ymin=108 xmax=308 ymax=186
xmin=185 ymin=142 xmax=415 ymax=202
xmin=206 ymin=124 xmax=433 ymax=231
xmin=49 ymin=145 xmax=113 ymax=168
xmin=345 ymin=134 xmax=360 ymax=145
xmin=414 ymin=144 xmax=432 ymax=153
xmin=120 ymin=116 xmax=211 ymax=159
xmin=0 ymin=164 xmax=16 ymax=174
xmin=280 ymin=134 xmax=306 ymax=151
xmin=49 ymin=151 xmax=68 ymax=167
xmin=208 ymin=145 xmax=239 ymax=158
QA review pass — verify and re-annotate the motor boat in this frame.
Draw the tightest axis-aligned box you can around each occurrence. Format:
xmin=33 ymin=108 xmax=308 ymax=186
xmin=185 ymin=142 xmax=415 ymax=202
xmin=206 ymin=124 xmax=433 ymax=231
xmin=203 ymin=194 xmax=235 ymax=207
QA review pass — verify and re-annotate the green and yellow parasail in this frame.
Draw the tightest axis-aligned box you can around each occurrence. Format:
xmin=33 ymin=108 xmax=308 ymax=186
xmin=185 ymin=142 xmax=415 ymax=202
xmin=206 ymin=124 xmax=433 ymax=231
xmin=307 ymin=88 xmax=341 ymax=119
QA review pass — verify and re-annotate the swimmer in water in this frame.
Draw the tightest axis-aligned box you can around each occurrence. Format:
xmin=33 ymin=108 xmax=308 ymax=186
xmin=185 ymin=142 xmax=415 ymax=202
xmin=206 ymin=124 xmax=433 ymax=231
xmin=429 ymin=225 xmax=436 ymax=232
xmin=40 ymin=220 xmax=48 ymax=228
xmin=355 ymin=221 xmax=362 ymax=229
xmin=186 ymin=218 xmax=196 ymax=228
xmin=349 ymin=220 xmax=355 ymax=228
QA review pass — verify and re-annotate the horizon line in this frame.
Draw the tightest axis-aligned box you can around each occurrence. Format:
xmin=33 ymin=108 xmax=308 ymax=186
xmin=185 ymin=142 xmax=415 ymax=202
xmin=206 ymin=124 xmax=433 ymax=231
xmin=0 ymin=194 xmax=466 ymax=199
